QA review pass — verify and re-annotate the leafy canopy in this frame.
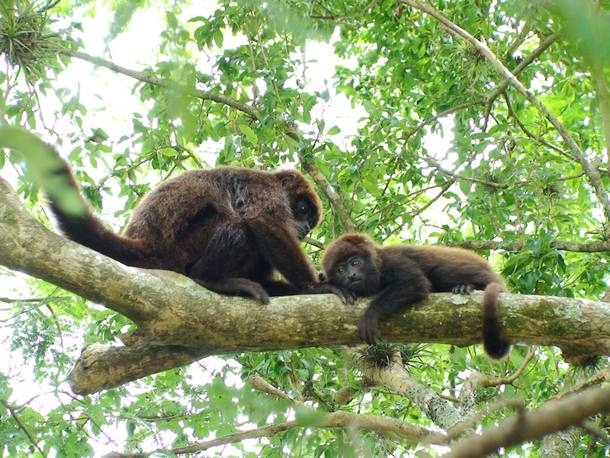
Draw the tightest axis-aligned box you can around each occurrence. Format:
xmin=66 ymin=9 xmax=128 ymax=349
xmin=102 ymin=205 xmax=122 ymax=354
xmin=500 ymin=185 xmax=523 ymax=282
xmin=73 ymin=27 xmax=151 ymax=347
xmin=0 ymin=0 xmax=609 ymax=456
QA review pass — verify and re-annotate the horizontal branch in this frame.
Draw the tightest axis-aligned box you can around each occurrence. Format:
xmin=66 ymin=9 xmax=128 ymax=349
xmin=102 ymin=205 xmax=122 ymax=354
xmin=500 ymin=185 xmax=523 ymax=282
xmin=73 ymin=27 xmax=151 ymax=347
xmin=122 ymin=404 xmax=430 ymax=456
xmin=449 ymin=239 xmax=610 ymax=253
xmin=247 ymin=373 xmax=431 ymax=443
xmin=1 ymin=177 xmax=610 ymax=394
xmin=68 ymin=343 xmax=207 ymax=395
xmin=107 ymin=373 xmax=432 ymax=456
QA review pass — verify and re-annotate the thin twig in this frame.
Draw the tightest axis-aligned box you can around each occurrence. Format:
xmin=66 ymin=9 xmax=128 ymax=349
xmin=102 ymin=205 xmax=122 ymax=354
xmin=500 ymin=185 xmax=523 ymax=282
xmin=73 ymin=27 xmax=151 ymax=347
xmin=1 ymin=399 xmax=45 ymax=456
xmin=502 ymin=92 xmax=573 ymax=160
xmin=421 ymin=155 xmax=508 ymax=189
xmin=403 ymin=102 xmax=480 ymax=143
xmin=300 ymin=158 xmax=358 ymax=232
xmin=553 ymin=367 xmax=610 ymax=400
xmin=485 ymin=32 xmax=561 ymax=125
xmin=480 ymin=347 xmax=536 ymax=388
xmin=409 ymin=178 xmax=456 ymax=219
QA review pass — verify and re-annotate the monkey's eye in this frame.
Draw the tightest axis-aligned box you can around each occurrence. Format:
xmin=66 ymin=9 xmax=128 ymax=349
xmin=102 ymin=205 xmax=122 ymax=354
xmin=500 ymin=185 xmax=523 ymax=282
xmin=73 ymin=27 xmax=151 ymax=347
xmin=294 ymin=199 xmax=310 ymax=217
xmin=350 ymin=257 xmax=361 ymax=267
xmin=336 ymin=264 xmax=346 ymax=274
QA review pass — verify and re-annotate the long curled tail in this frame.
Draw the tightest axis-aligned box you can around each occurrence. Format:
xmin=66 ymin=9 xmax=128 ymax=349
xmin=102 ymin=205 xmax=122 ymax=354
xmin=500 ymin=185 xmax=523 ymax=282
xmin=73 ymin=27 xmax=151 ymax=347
xmin=47 ymin=160 xmax=152 ymax=267
xmin=483 ymin=282 xmax=511 ymax=359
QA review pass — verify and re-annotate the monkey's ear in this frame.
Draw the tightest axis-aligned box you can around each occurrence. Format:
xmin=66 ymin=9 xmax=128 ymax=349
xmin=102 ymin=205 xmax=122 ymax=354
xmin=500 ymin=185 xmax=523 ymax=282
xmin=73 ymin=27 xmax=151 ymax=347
xmin=274 ymin=170 xmax=298 ymax=186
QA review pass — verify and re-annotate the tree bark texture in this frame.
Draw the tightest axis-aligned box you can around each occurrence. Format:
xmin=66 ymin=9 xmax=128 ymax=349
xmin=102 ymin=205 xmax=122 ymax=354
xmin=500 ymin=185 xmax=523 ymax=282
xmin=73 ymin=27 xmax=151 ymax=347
xmin=1 ymin=177 xmax=610 ymax=394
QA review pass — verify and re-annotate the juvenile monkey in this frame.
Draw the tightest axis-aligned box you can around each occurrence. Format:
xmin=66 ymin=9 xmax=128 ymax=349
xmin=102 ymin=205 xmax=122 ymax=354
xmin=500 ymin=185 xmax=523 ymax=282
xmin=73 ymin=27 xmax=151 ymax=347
xmin=322 ymin=233 xmax=510 ymax=358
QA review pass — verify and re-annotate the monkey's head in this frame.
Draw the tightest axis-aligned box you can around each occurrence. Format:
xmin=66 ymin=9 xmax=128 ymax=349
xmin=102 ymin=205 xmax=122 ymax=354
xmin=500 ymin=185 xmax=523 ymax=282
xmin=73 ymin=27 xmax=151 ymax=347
xmin=322 ymin=233 xmax=381 ymax=296
xmin=275 ymin=170 xmax=322 ymax=240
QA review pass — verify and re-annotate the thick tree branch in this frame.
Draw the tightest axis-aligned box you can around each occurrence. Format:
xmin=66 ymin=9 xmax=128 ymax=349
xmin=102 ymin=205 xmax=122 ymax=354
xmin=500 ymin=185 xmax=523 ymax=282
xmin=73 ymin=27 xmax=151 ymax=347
xmin=361 ymin=352 xmax=465 ymax=431
xmin=541 ymin=365 xmax=601 ymax=457
xmin=2 ymin=177 xmax=610 ymax=395
xmin=402 ymin=0 xmax=610 ymax=233
xmin=444 ymin=385 xmax=610 ymax=458
xmin=68 ymin=343 xmax=208 ymax=394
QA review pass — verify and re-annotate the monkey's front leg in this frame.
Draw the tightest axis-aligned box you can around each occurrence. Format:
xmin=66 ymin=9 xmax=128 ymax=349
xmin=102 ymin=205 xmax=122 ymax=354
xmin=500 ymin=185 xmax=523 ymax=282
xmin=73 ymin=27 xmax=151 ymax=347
xmin=361 ymin=283 xmax=429 ymax=345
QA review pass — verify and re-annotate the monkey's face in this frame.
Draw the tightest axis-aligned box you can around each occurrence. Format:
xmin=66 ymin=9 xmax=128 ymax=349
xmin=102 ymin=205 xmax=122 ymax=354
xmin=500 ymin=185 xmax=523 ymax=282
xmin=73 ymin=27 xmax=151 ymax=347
xmin=275 ymin=171 xmax=322 ymax=239
xmin=328 ymin=254 xmax=380 ymax=296
xmin=292 ymin=197 xmax=318 ymax=240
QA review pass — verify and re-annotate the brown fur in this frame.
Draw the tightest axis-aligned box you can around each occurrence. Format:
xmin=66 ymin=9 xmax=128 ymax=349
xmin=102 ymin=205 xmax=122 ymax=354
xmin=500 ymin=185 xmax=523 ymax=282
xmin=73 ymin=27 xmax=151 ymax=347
xmin=322 ymin=233 xmax=510 ymax=358
xmin=48 ymin=160 xmax=342 ymax=303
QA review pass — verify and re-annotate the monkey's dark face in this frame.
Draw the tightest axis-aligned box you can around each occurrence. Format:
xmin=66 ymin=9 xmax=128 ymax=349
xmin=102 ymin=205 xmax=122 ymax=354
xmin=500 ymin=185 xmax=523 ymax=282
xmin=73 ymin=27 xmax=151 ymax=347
xmin=292 ymin=197 xmax=318 ymax=240
xmin=328 ymin=254 xmax=380 ymax=296
xmin=274 ymin=171 xmax=322 ymax=240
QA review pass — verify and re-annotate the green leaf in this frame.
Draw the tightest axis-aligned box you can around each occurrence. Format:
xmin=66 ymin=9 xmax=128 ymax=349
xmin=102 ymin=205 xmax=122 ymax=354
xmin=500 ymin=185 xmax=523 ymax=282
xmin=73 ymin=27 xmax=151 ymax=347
xmin=0 ymin=127 xmax=86 ymax=216
xmin=239 ymin=123 xmax=259 ymax=146
xmin=166 ymin=11 xmax=178 ymax=29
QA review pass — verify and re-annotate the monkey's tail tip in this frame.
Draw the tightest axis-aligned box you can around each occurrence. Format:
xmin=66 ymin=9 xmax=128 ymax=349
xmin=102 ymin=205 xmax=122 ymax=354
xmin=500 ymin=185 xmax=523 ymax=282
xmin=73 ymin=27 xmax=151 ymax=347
xmin=483 ymin=282 xmax=510 ymax=359
xmin=483 ymin=335 xmax=511 ymax=359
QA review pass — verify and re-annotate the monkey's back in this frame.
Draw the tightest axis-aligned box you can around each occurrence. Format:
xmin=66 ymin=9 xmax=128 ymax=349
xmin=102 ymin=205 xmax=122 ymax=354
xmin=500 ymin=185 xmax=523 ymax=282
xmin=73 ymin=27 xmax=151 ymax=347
xmin=383 ymin=245 xmax=503 ymax=292
xmin=122 ymin=167 xmax=292 ymax=275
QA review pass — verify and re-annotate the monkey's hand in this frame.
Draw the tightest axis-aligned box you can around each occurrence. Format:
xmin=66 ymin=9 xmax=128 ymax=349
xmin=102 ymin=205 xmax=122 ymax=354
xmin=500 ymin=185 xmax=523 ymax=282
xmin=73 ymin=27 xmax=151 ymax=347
xmin=451 ymin=284 xmax=474 ymax=294
xmin=358 ymin=309 xmax=380 ymax=345
xmin=307 ymin=282 xmax=355 ymax=304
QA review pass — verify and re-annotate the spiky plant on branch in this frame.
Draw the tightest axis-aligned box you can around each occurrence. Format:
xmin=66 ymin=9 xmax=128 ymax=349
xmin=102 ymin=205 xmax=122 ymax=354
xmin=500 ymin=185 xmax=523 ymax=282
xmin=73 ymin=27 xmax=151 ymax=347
xmin=0 ymin=0 xmax=60 ymax=82
xmin=359 ymin=343 xmax=432 ymax=371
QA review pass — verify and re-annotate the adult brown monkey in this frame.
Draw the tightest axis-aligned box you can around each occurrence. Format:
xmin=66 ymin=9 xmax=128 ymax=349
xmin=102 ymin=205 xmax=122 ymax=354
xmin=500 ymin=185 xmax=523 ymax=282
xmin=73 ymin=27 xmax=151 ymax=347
xmin=48 ymin=159 xmax=348 ymax=304
xmin=322 ymin=233 xmax=510 ymax=358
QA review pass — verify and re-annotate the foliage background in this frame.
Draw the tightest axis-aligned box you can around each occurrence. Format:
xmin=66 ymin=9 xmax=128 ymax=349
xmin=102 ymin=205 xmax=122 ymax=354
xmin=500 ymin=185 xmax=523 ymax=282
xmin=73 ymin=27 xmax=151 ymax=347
xmin=0 ymin=0 xmax=609 ymax=456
